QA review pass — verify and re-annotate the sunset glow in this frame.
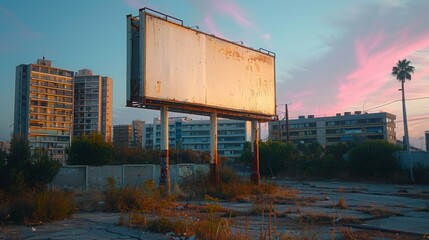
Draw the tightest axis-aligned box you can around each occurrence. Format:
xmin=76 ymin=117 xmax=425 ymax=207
xmin=0 ymin=0 xmax=428 ymax=147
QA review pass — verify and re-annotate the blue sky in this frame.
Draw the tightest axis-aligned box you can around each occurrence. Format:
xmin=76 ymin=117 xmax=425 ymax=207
xmin=1 ymin=0 xmax=428 ymax=148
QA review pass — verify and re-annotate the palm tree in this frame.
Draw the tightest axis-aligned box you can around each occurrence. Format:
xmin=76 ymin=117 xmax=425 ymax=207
xmin=391 ymin=59 xmax=415 ymax=181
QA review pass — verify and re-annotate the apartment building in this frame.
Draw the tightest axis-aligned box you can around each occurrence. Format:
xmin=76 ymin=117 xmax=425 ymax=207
xmin=14 ymin=58 xmax=74 ymax=163
xmin=113 ymin=120 xmax=144 ymax=148
xmin=73 ymin=69 xmax=113 ymax=142
xmin=143 ymin=117 xmax=251 ymax=160
xmin=269 ymin=111 xmax=396 ymax=146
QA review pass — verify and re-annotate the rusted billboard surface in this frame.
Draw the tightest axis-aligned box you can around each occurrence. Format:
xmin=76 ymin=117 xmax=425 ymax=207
xmin=127 ymin=10 xmax=276 ymax=121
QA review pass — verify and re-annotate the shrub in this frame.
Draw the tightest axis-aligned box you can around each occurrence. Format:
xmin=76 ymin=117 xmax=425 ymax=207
xmin=413 ymin=163 xmax=429 ymax=184
xmin=67 ymin=132 xmax=114 ymax=165
xmin=103 ymin=177 xmax=142 ymax=212
xmin=7 ymin=190 xmax=75 ymax=224
xmin=335 ymin=197 xmax=348 ymax=209
xmin=348 ymin=140 xmax=401 ymax=179
xmin=146 ymin=217 xmax=175 ymax=233
xmin=180 ymin=166 xmax=280 ymax=201
xmin=26 ymin=148 xmax=60 ymax=189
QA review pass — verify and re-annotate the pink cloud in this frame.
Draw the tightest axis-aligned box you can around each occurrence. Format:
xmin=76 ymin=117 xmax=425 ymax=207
xmin=260 ymin=33 xmax=271 ymax=47
xmin=289 ymin=89 xmax=315 ymax=100
xmin=196 ymin=0 xmax=259 ymax=38
xmin=213 ymin=0 xmax=254 ymax=29
xmin=332 ymin=27 xmax=429 ymax=113
xmin=413 ymin=64 xmax=429 ymax=80
xmin=123 ymin=0 xmax=142 ymax=9
xmin=203 ymin=15 xmax=224 ymax=38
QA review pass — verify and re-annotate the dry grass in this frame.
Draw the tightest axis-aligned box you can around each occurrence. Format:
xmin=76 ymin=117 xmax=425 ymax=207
xmin=358 ymin=205 xmax=401 ymax=217
xmin=0 ymin=226 xmax=22 ymax=240
xmin=340 ymin=227 xmax=370 ymax=240
xmin=0 ymin=190 xmax=75 ymax=225
xmin=75 ymin=190 xmax=103 ymax=211
xmin=340 ymin=227 xmax=421 ymax=240
xmin=335 ymin=197 xmax=348 ymax=209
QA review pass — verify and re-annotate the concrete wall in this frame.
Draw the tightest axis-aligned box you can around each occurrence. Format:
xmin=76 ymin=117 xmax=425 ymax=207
xmin=51 ymin=164 xmax=209 ymax=191
xmin=395 ymin=151 xmax=429 ymax=170
xmin=52 ymin=165 xmax=87 ymax=190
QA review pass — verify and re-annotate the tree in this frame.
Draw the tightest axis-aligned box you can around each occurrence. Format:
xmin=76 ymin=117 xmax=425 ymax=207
xmin=239 ymin=141 xmax=299 ymax=177
xmin=67 ymin=132 xmax=114 ymax=165
xmin=349 ymin=140 xmax=401 ymax=179
xmin=0 ymin=136 xmax=61 ymax=194
xmin=0 ymin=135 xmax=30 ymax=195
xmin=25 ymin=148 xmax=60 ymax=189
xmin=392 ymin=59 xmax=415 ymax=181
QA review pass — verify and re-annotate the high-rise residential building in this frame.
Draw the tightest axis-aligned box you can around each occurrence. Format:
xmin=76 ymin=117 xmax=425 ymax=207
xmin=143 ymin=117 xmax=251 ymax=160
xmin=268 ymin=111 xmax=396 ymax=146
xmin=73 ymin=69 xmax=113 ymax=142
xmin=113 ymin=120 xmax=144 ymax=148
xmin=131 ymin=120 xmax=143 ymax=148
xmin=113 ymin=124 xmax=132 ymax=148
xmin=14 ymin=58 xmax=74 ymax=163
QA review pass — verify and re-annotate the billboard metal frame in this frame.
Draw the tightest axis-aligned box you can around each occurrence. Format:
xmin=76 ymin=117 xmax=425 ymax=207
xmin=127 ymin=7 xmax=277 ymax=122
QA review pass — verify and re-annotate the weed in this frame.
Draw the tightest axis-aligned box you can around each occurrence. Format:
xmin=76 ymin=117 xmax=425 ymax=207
xmin=358 ymin=206 xmax=401 ymax=217
xmin=0 ymin=226 xmax=22 ymax=240
xmin=179 ymin=166 xmax=284 ymax=201
xmin=335 ymin=197 xmax=348 ymax=209
xmin=7 ymin=190 xmax=75 ymax=224
xmin=340 ymin=227 xmax=362 ymax=240
xmin=75 ymin=190 xmax=103 ymax=211
xmin=146 ymin=217 xmax=175 ymax=233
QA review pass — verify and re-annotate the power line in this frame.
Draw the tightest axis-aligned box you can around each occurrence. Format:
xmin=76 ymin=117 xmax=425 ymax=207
xmin=396 ymin=117 xmax=429 ymax=123
xmin=365 ymin=96 xmax=429 ymax=111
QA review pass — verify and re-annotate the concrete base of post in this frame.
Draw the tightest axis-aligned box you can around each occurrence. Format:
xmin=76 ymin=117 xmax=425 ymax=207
xmin=210 ymin=163 xmax=219 ymax=185
xmin=251 ymin=172 xmax=260 ymax=185
xmin=159 ymin=149 xmax=170 ymax=194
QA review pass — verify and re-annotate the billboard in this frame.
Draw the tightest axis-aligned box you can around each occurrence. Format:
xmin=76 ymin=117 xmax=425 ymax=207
xmin=127 ymin=8 xmax=276 ymax=121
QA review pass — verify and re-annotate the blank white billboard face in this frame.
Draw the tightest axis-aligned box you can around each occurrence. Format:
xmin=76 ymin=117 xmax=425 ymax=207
xmin=128 ymin=11 xmax=276 ymax=120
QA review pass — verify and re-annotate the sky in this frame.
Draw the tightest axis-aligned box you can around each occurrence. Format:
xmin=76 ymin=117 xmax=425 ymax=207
xmin=1 ymin=0 xmax=428 ymax=148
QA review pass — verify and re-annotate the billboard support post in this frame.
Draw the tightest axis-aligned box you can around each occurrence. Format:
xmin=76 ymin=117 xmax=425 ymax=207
xmin=251 ymin=120 xmax=260 ymax=185
xmin=160 ymin=106 xmax=170 ymax=193
xmin=210 ymin=113 xmax=219 ymax=185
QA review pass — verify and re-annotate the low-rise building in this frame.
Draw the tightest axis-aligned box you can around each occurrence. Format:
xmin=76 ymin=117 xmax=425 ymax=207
xmin=269 ymin=111 xmax=396 ymax=146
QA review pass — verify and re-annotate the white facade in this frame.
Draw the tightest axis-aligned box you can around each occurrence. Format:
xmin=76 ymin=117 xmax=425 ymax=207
xmin=73 ymin=69 xmax=113 ymax=142
xmin=269 ymin=111 xmax=396 ymax=146
xmin=143 ymin=117 xmax=250 ymax=160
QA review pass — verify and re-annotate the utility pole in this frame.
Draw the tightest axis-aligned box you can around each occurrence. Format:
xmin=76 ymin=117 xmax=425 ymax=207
xmin=278 ymin=116 xmax=281 ymax=142
xmin=285 ymin=104 xmax=290 ymax=142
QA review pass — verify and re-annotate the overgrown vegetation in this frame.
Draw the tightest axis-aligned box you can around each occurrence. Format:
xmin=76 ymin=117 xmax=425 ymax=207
xmin=102 ymin=177 xmax=175 ymax=214
xmin=180 ymin=165 xmax=281 ymax=201
xmin=413 ymin=163 xmax=429 ymax=184
xmin=239 ymin=139 xmax=408 ymax=182
xmin=7 ymin=190 xmax=75 ymax=224
xmin=349 ymin=140 xmax=401 ymax=179
xmin=113 ymin=147 xmax=212 ymax=165
xmin=67 ymin=132 xmax=212 ymax=165
xmin=66 ymin=131 xmax=114 ymax=165
xmin=0 ymin=135 xmax=74 ymax=224
xmin=105 ymin=168 xmax=298 ymax=239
